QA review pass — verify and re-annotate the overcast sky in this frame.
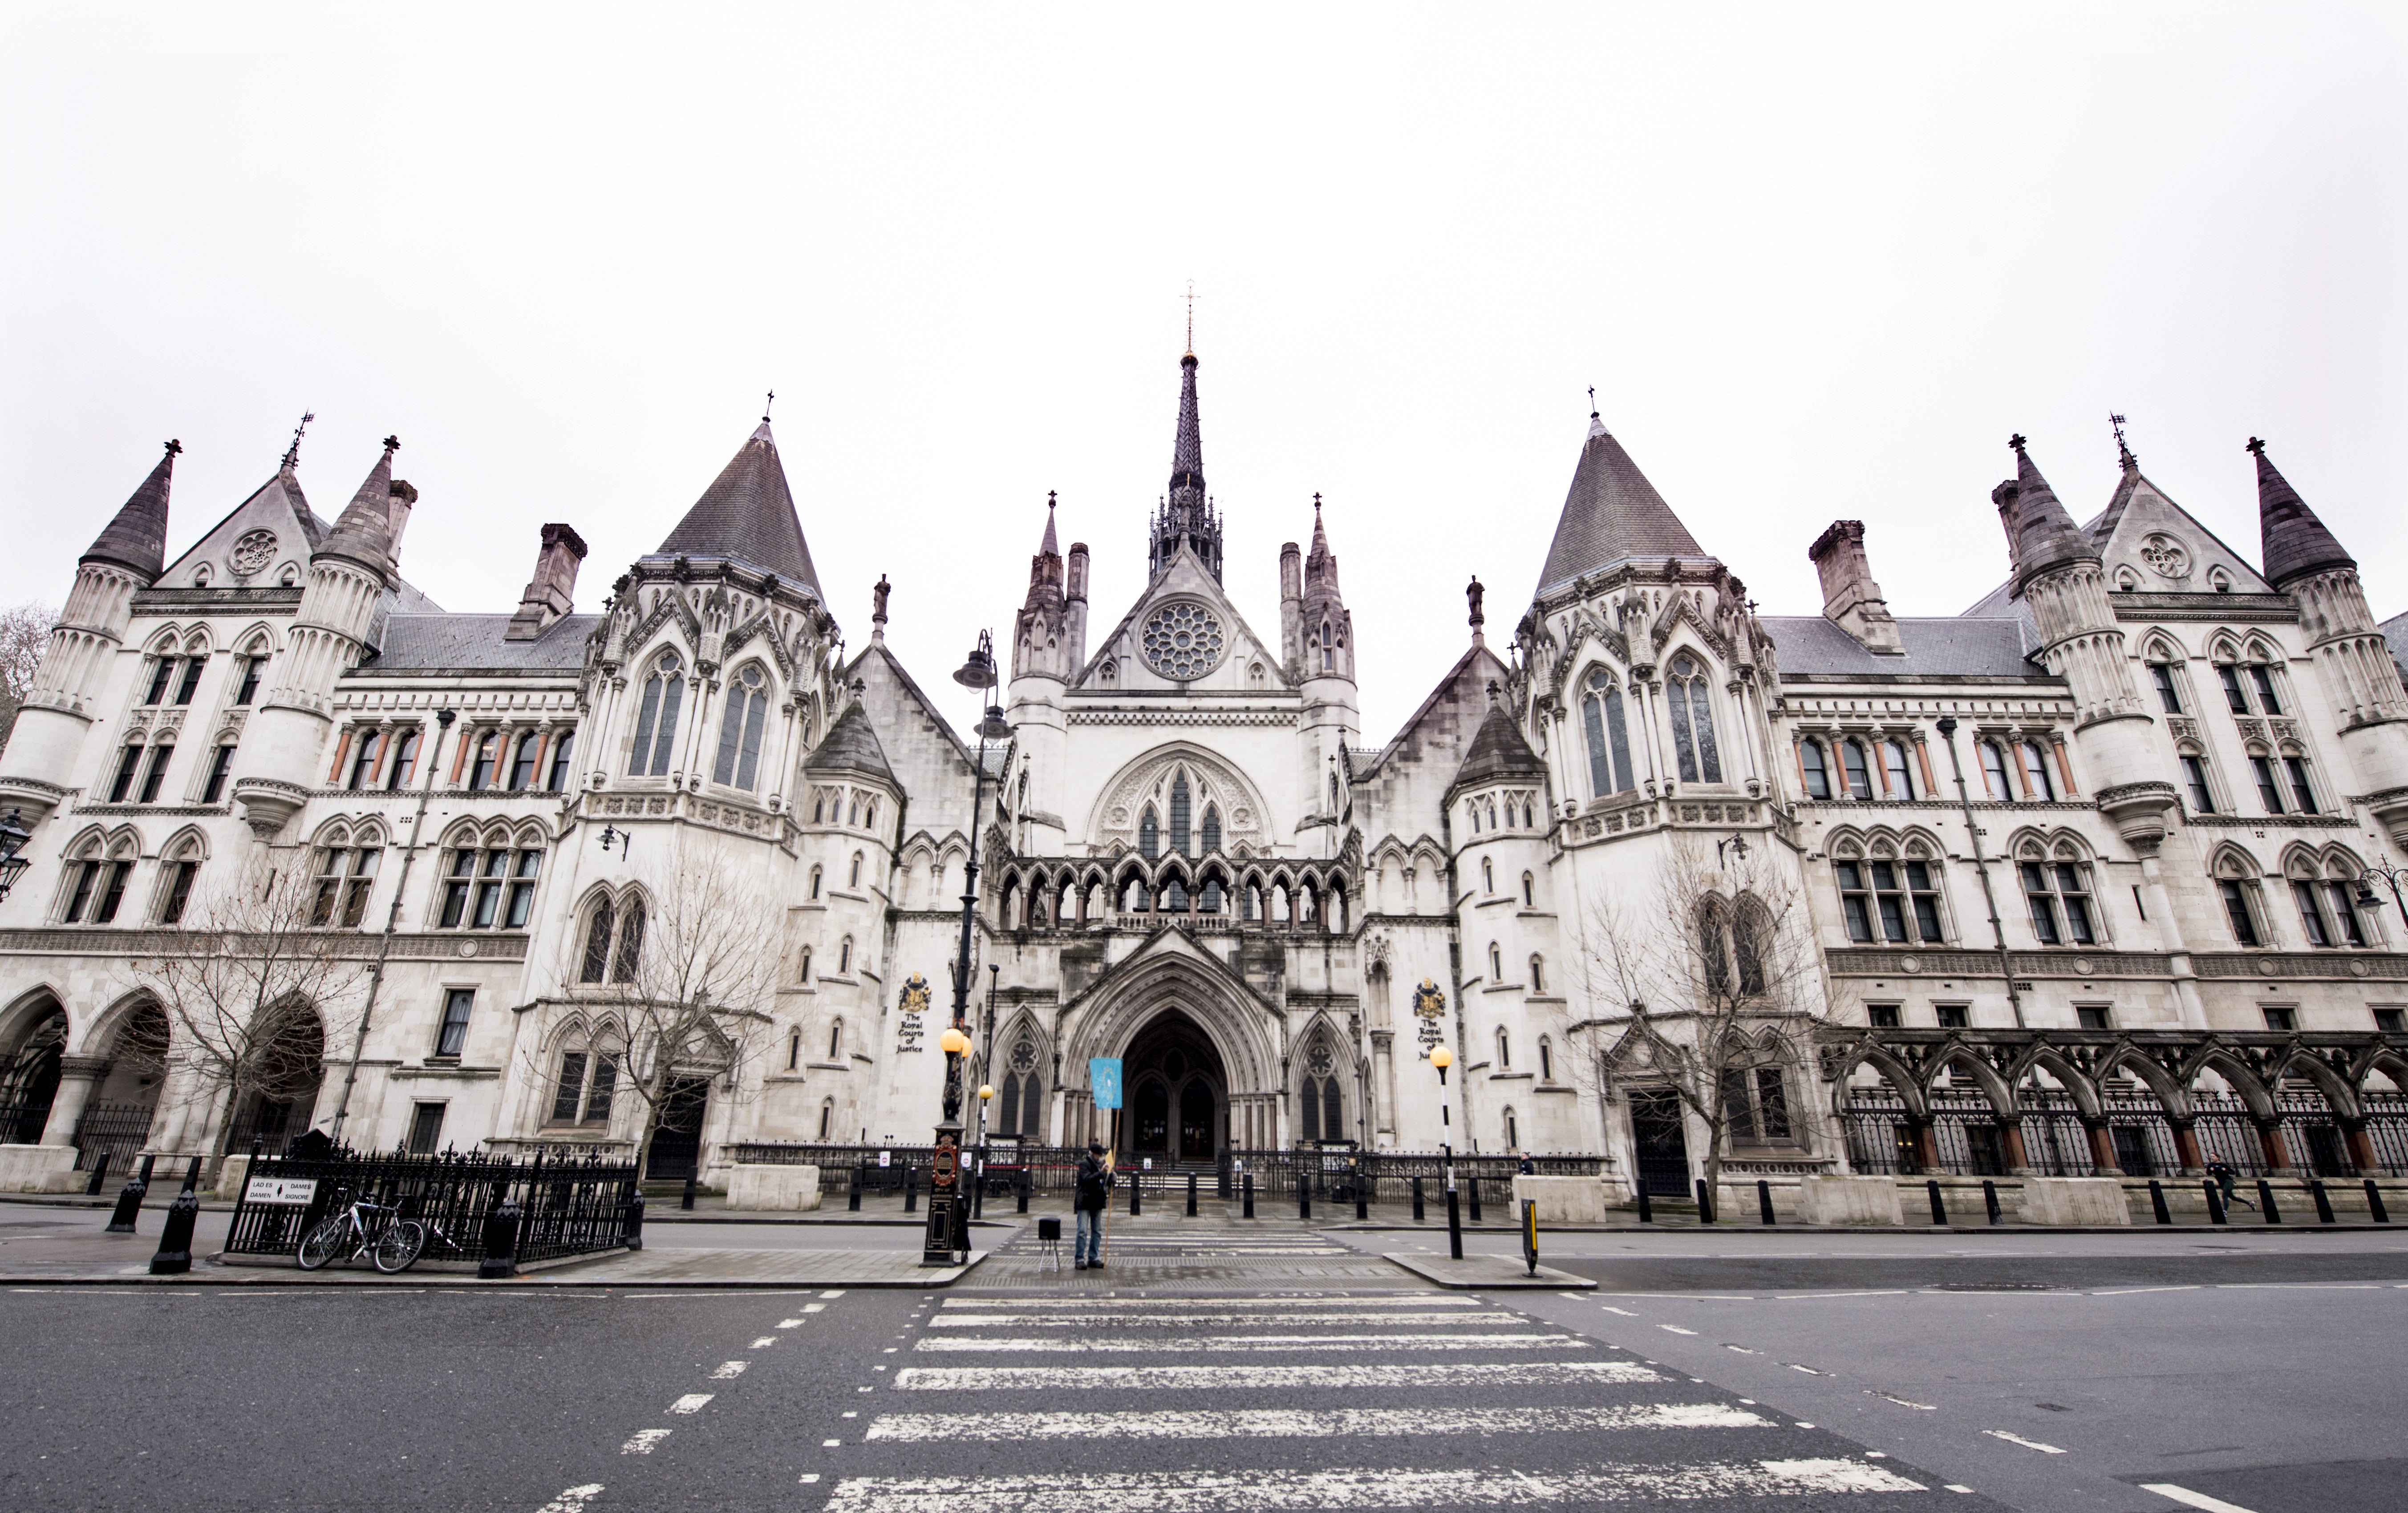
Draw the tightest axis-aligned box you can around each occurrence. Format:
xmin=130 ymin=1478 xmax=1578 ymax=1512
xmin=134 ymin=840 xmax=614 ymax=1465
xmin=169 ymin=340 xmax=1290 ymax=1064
xmin=4 ymin=4 xmax=2401 ymax=743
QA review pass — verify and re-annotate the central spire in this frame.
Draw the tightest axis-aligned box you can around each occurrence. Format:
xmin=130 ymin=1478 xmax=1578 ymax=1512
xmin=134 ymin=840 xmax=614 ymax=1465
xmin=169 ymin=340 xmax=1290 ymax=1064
xmin=1149 ymin=340 xmax=1224 ymax=583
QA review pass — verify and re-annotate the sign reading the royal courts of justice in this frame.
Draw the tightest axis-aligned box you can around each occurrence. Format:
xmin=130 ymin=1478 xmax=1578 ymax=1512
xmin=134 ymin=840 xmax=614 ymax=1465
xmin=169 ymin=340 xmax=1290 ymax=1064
xmin=896 ymin=974 xmax=930 ymax=1053
xmin=1413 ymin=978 xmax=1447 ymax=1055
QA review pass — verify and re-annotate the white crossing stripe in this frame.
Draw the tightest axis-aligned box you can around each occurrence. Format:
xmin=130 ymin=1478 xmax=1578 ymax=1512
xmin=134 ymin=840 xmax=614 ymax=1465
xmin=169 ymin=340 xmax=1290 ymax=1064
xmin=942 ymin=1295 xmax=1468 ymax=1309
xmin=1983 ymin=1429 xmax=2066 ymax=1454
xmin=665 ymin=1394 xmax=713 ymax=1414
xmin=2140 ymin=1485 xmax=2260 ymax=1513
xmin=867 ymin=1403 xmax=1772 ymax=1441
xmin=710 ymin=1360 xmax=749 ymax=1379
xmin=821 ymin=1458 xmax=1926 ymax=1512
xmin=620 ymin=1429 xmax=671 ymax=1454
xmin=533 ymin=1486 xmax=605 ymax=1513
xmin=896 ymin=1361 xmax=1665 ymax=1392
xmin=929 ymin=1311 xmax=1522 ymax=1328
xmin=914 ymin=1332 xmax=1584 ymax=1354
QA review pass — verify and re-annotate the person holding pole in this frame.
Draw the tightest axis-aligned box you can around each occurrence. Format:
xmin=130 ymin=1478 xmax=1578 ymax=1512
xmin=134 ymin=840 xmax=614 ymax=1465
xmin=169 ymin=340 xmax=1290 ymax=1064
xmin=1074 ymin=1140 xmax=1113 ymax=1270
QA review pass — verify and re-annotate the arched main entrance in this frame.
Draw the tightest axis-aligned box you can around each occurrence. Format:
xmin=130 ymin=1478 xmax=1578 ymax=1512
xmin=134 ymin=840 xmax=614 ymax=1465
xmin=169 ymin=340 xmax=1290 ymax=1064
xmin=1123 ymin=1011 xmax=1224 ymax=1163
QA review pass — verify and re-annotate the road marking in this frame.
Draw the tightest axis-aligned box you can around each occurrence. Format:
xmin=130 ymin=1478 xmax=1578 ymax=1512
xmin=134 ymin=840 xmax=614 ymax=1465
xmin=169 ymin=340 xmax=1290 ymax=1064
xmin=534 ymin=1486 xmax=604 ymax=1513
xmin=2140 ymin=1484 xmax=2260 ymax=1513
xmin=1601 ymin=1307 xmax=1638 ymax=1316
xmin=620 ymin=1429 xmax=671 ymax=1454
xmin=941 ymin=1296 xmax=1468 ymax=1309
xmin=1724 ymin=1345 xmax=1759 ymax=1354
xmin=778 ymin=1319 xmax=806 ymax=1328
xmin=2091 ymin=1286 xmax=2201 ymax=1295
xmin=914 ymin=1332 xmax=1585 ymax=1354
xmin=799 ymin=1474 xmax=821 ymax=1484
xmin=711 ymin=1361 xmax=748 ymax=1379
xmin=1944 ymin=1487 xmax=1975 ymax=1494
xmin=1868 ymin=1391 xmax=1936 ymax=1410
xmin=1657 ymin=1325 xmax=1699 ymax=1336
xmin=805 ymin=1302 xmax=830 ymax=1311
xmin=666 ymin=1394 xmax=713 ymax=1414
xmin=1774 ymin=1291 xmax=1910 ymax=1300
xmin=929 ymin=1311 xmax=1520 ymax=1328
xmin=1983 ymin=1429 xmax=2066 ymax=1454
xmin=896 ymin=1361 xmax=1665 ymax=1392
xmin=819 ymin=1458 xmax=1927 ymax=1511
xmin=820 ymin=1290 xmax=845 ymax=1299
xmin=824 ymin=1439 xmax=842 ymax=1447
xmin=866 ymin=1404 xmax=1773 ymax=1441
xmin=2213 ymin=1283 xmax=2382 ymax=1290
xmin=752 ymin=1336 xmax=778 ymax=1348
xmin=843 ymin=1411 xmax=858 ymax=1418
xmin=1785 ymin=1364 xmax=1828 ymax=1375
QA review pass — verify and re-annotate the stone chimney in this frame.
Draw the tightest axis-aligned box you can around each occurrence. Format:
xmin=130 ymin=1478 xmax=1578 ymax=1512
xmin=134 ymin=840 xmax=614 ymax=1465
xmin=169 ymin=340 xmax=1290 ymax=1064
xmin=506 ymin=523 xmax=589 ymax=640
xmin=1807 ymin=519 xmax=1904 ymax=654
xmin=386 ymin=479 xmax=419 ymax=564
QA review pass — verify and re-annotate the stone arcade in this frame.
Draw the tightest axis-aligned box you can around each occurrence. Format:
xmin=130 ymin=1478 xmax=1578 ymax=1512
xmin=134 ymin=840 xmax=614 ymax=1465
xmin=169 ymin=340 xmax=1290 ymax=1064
xmin=3 ymin=348 xmax=2405 ymax=1199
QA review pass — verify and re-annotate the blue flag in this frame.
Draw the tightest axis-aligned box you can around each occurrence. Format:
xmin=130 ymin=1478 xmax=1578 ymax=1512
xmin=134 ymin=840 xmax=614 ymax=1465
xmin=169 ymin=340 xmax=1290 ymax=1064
xmin=1090 ymin=1057 xmax=1124 ymax=1111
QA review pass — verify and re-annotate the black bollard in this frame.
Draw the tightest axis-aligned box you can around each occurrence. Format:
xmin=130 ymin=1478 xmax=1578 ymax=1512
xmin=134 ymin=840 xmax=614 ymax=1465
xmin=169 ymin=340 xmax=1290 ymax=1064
xmin=107 ymin=1153 xmax=154 ymax=1235
xmin=1242 ymin=1172 xmax=1255 ymax=1219
xmin=1926 ymin=1179 xmax=1947 ymax=1226
xmin=973 ymin=1160 xmax=984 ymax=1221
xmin=1187 ymin=1171 xmax=1198 ymax=1217
xmin=904 ymin=1165 xmax=918 ymax=1213
xmin=1356 ymin=1173 xmax=1369 ymax=1222
xmin=1757 ymin=1179 xmax=1776 ymax=1226
xmin=623 ymin=1189 xmax=646 ymax=1251
xmin=1299 ymin=1174 xmax=1311 ymax=1221
xmin=1017 ymin=1171 xmax=1030 ymax=1214
xmin=85 ymin=1151 xmax=110 ymax=1197
xmin=1636 ymin=1181 xmax=1654 ymax=1223
xmin=2204 ymin=1179 xmax=2228 ymax=1225
xmin=1694 ymin=1178 xmax=1714 ymax=1225
xmin=1446 ymin=1183 xmax=1464 ymax=1259
xmin=1982 ymin=1179 xmax=2002 ymax=1226
xmin=1131 ymin=1170 xmax=1143 ymax=1217
xmin=2311 ymin=1180 xmax=2335 ymax=1225
xmin=2367 ymin=1179 xmax=2390 ymax=1224
xmin=1468 ymin=1175 xmax=1482 ymax=1224
xmin=2258 ymin=1179 xmax=2282 ymax=1224
xmin=146 ymin=1158 xmax=204 ymax=1275
xmin=849 ymin=1163 xmax=863 ymax=1212
xmin=2148 ymin=1180 xmax=2172 ymax=1226
xmin=681 ymin=1170 xmax=698 ymax=1212
xmin=1411 ymin=1175 xmax=1425 ymax=1223
xmin=479 ymin=1183 xmax=522 ymax=1278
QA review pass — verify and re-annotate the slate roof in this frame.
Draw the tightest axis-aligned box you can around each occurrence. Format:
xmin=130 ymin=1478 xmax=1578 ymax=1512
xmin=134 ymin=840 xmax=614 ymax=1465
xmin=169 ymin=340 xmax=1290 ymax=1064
xmin=1533 ymin=415 xmax=1706 ymax=599
xmin=651 ymin=419 xmax=823 ymax=595
xmin=363 ymin=613 xmax=598 ymax=673
xmin=2254 ymin=441 xmax=2355 ymax=590
xmin=1764 ymin=615 xmax=2047 ymax=679
xmin=803 ymin=701 xmax=896 ymax=782
xmin=1453 ymin=702 xmax=1547 ymax=788
xmin=84 ymin=444 xmax=178 ymax=580
xmin=1997 ymin=441 xmax=2096 ymax=591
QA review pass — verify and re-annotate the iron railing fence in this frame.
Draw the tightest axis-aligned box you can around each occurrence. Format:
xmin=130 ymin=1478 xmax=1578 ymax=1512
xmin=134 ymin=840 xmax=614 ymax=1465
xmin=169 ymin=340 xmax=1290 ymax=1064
xmin=223 ymin=1148 xmax=640 ymax=1265
xmin=0 ymin=1099 xmax=48 ymax=1146
xmin=69 ymin=1102 xmax=156 ymax=1173
xmin=1841 ymin=1091 xmax=2408 ymax=1178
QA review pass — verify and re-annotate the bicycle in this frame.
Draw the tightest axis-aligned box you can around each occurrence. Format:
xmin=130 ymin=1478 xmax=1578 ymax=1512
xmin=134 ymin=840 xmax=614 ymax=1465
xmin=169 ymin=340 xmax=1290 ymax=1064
xmin=296 ymin=1190 xmax=425 ymax=1274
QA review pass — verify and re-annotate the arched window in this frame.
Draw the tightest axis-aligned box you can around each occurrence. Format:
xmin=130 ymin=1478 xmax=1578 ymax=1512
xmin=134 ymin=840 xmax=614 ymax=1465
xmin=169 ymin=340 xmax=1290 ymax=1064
xmin=580 ymin=897 xmax=616 ymax=982
xmin=838 ymin=937 xmax=853 ymax=974
xmin=811 ymin=793 xmax=826 ymax=823
xmin=201 ymin=743 xmax=238 ymax=803
xmin=1978 ymin=741 xmax=2013 ymax=801
xmin=809 ymin=866 xmax=822 ymax=901
xmin=546 ymin=731 xmax=576 ymax=791
xmin=1798 ymin=739 xmax=1832 ymax=800
xmin=385 ymin=727 xmax=421 ymax=792
xmin=1496 ymin=1028 xmax=1511 ymax=1068
xmin=2216 ymin=854 xmax=2265 ymax=947
xmin=2250 ymin=752 xmax=2286 ymax=814
xmin=468 ymin=731 xmax=499 ymax=791
xmin=2021 ymin=741 xmax=2057 ymax=801
xmin=1696 ymin=893 xmax=1773 ymax=994
xmin=2021 ymin=847 xmax=2097 ymax=946
xmin=847 ymin=793 xmax=861 ymax=825
xmin=1488 ymin=941 xmax=1502 ymax=979
xmin=1529 ymin=954 xmax=1545 ymax=993
xmin=1170 ymin=772 xmax=1192 ymax=856
xmin=1521 ymin=871 xmax=1534 ymax=908
xmin=818 ymin=1099 xmax=835 ymax=1138
xmin=1665 ymin=655 xmax=1722 ymax=783
xmin=548 ymin=1033 xmax=619 ymax=1126
xmin=1467 ymin=803 xmax=1480 ymax=834
xmin=1834 ymin=853 xmax=1942 ymax=946
xmin=612 ymin=900 xmax=644 ymax=982
xmin=59 ymin=836 xmax=133 ymax=924
xmin=156 ymin=835 xmax=203 ymax=924
xmin=1139 ymin=807 xmax=1159 ymax=860
xmin=1482 ymin=858 xmax=1494 ymax=894
xmin=2149 ymin=662 xmax=2183 ymax=714
xmin=628 ymin=651 xmax=684 ymax=777
xmin=799 ymin=946 xmax=813 ymax=984
xmin=709 ymin=663 xmax=769 ymax=790
xmin=441 ymin=834 xmax=545 ymax=930
xmin=1840 ymin=740 xmax=1873 ymax=800
xmin=2180 ymin=750 xmax=2216 ymax=813
xmin=849 ymin=852 xmax=863 ymax=888
xmin=348 ymin=729 xmax=384 ymax=790
xmin=1319 ymin=621 xmax=1334 ymax=671
xmin=829 ymin=1019 xmax=844 ymax=1059
xmin=1581 ymin=668 xmax=1634 ymax=798
xmin=2282 ymin=754 xmax=2320 ymax=814
xmin=310 ymin=834 xmax=382 ymax=929
xmin=1503 ymin=1107 xmax=1519 ymax=1150
xmin=1538 ymin=1037 xmax=1553 ymax=1081
xmin=787 ymin=1029 xmax=802 ymax=1071
xmin=1201 ymin=805 xmax=1221 ymax=854
xmin=1881 ymin=740 xmax=1915 ymax=800
xmin=501 ymin=732 xmax=534 ymax=791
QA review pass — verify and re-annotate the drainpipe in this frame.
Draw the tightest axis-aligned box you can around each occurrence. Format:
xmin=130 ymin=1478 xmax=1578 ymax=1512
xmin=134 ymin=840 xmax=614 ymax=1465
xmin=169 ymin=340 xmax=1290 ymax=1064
xmin=329 ymin=708 xmax=454 ymax=1142
xmin=1936 ymin=716 xmax=2025 ymax=1029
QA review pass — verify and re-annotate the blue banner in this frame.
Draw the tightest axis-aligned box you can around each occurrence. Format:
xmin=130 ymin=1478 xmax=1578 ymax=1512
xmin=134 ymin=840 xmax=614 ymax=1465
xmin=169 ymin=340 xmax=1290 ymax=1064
xmin=1090 ymin=1057 xmax=1124 ymax=1111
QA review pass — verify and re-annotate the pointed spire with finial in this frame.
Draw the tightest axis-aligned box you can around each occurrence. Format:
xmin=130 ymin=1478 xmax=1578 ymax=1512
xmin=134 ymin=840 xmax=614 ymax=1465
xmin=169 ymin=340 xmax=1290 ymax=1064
xmin=1040 ymin=491 xmax=1059 ymax=557
xmin=318 ymin=435 xmax=401 ymax=575
xmin=282 ymin=410 xmax=315 ymax=472
xmin=82 ymin=439 xmax=180 ymax=582
xmin=2250 ymin=437 xmax=2355 ymax=590
xmin=1149 ymin=307 xmax=1224 ymax=582
xmin=1995 ymin=434 xmax=2099 ymax=592
xmin=2111 ymin=413 xmax=2137 ymax=473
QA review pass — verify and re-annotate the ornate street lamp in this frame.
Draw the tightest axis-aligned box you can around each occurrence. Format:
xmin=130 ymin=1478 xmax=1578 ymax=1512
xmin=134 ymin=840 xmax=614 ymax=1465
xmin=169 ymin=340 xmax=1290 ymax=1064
xmin=0 ymin=809 xmax=31 ymax=903
xmin=1432 ymin=1044 xmax=1462 ymax=1260
xmin=924 ymin=631 xmax=1011 ymax=1266
xmin=2354 ymin=860 xmax=2408 ymax=932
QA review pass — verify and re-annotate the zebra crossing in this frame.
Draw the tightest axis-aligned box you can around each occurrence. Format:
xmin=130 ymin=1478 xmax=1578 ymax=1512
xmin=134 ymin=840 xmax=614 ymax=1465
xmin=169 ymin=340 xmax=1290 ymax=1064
xmin=813 ymin=1290 xmax=1956 ymax=1510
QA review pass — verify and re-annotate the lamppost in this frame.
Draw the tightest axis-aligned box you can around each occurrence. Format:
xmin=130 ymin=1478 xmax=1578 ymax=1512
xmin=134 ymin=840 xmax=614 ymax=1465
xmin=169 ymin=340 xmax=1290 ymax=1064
xmin=0 ymin=809 xmax=32 ymax=902
xmin=1432 ymin=1044 xmax=1461 ymax=1260
xmin=923 ymin=630 xmax=1011 ymax=1266
xmin=973 ymin=963 xmax=1000 ymax=1218
xmin=2355 ymin=860 xmax=2408 ymax=933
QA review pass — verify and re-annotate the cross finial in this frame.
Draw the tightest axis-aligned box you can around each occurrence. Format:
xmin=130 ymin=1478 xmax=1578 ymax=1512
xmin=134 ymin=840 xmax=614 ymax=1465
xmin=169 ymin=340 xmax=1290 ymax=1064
xmin=1313 ymin=491 xmax=1322 ymax=516
xmin=164 ymin=438 xmax=182 ymax=457
xmin=2008 ymin=433 xmax=2028 ymax=455
xmin=2110 ymin=413 xmax=2136 ymax=469
xmin=2246 ymin=436 xmax=2267 ymax=457
xmin=1184 ymin=280 xmax=1196 ymax=356
xmin=282 ymin=410 xmax=314 ymax=469
xmin=1048 ymin=490 xmax=1057 ymax=509
xmin=764 ymin=390 xmax=775 ymax=423
xmin=1587 ymin=385 xmax=1597 ymax=417
xmin=382 ymin=434 xmax=401 ymax=453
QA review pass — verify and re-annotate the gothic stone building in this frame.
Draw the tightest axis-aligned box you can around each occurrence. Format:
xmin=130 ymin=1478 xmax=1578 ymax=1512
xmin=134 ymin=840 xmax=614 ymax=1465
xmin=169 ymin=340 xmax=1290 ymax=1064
xmin=2 ymin=349 xmax=2404 ymax=1196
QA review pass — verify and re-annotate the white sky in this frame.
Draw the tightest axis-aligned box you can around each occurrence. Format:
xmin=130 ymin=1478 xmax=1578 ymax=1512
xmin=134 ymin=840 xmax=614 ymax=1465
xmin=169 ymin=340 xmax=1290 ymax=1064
xmin=4 ymin=4 xmax=2401 ymax=744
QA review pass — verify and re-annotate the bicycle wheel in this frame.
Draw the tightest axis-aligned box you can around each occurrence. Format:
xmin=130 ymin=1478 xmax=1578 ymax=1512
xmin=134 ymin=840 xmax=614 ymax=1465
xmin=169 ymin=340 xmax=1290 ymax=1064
xmin=296 ymin=1215 xmax=351 ymax=1270
xmin=373 ymin=1220 xmax=426 ymax=1274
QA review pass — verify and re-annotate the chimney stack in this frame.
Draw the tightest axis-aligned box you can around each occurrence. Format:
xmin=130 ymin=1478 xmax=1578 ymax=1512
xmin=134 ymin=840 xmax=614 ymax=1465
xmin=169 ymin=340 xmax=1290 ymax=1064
xmin=506 ymin=523 xmax=589 ymax=640
xmin=1807 ymin=519 xmax=1904 ymax=655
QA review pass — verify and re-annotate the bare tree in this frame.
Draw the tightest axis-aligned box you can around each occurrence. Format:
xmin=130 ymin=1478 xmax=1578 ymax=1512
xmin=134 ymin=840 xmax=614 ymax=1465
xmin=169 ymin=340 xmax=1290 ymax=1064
xmin=122 ymin=857 xmax=367 ymax=1155
xmin=1568 ymin=834 xmax=1826 ymax=1201
xmin=559 ymin=855 xmax=781 ymax=1178
xmin=0 ymin=602 xmax=58 ymax=758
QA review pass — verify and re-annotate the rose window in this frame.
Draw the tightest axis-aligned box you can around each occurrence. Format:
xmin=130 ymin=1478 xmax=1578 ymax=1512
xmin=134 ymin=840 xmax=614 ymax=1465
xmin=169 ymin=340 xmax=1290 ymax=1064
xmin=229 ymin=529 xmax=279 ymax=578
xmin=1141 ymin=601 xmax=1225 ymax=681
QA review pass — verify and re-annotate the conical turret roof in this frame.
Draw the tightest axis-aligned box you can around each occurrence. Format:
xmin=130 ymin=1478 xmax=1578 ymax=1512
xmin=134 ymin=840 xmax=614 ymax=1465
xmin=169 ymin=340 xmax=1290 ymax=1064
xmin=653 ymin=417 xmax=823 ymax=594
xmin=1996 ymin=437 xmax=2097 ymax=591
xmin=1533 ymin=413 xmax=1706 ymax=599
xmin=803 ymin=700 xmax=895 ymax=782
xmin=317 ymin=437 xmax=399 ymax=574
xmin=1453 ymin=694 xmax=1546 ymax=788
xmin=2252 ymin=439 xmax=2354 ymax=589
xmin=83 ymin=441 xmax=179 ymax=580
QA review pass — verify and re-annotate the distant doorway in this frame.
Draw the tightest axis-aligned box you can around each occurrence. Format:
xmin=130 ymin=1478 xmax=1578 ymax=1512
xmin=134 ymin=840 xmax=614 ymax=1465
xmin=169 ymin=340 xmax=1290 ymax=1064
xmin=1627 ymin=1089 xmax=1691 ymax=1197
xmin=1122 ymin=1011 xmax=1224 ymax=1162
xmin=645 ymin=1077 xmax=711 ymax=1180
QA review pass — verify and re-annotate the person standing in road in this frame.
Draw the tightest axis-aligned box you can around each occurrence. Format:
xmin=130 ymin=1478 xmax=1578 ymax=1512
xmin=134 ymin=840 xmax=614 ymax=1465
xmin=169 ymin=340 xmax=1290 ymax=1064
xmin=1074 ymin=1141 xmax=1113 ymax=1270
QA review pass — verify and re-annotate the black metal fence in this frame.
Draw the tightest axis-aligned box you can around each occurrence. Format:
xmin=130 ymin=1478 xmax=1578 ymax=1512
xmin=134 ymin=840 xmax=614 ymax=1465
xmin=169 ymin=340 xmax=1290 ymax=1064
xmin=69 ymin=1102 xmax=156 ymax=1173
xmin=223 ymin=1149 xmax=640 ymax=1266
xmin=1841 ymin=1090 xmax=2408 ymax=1178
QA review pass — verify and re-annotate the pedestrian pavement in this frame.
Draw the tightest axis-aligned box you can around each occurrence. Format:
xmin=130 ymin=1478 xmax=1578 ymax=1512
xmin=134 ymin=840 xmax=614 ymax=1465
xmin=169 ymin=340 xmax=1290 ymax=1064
xmin=806 ymin=1276 xmax=1997 ymax=1509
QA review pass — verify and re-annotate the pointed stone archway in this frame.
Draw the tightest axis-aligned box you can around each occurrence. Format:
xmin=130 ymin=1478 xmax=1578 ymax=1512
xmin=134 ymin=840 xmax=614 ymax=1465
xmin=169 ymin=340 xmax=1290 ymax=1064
xmin=1122 ymin=1011 xmax=1226 ymax=1162
xmin=1058 ymin=929 xmax=1282 ymax=1152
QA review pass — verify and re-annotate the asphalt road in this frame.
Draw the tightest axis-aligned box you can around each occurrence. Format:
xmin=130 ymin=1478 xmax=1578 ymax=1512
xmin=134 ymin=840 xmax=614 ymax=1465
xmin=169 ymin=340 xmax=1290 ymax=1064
xmin=4 ymin=1223 xmax=2401 ymax=1511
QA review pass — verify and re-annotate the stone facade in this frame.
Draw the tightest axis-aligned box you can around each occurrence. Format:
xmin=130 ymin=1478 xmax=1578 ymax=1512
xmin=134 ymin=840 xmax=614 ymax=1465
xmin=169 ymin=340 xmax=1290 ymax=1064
xmin=2 ymin=371 xmax=2404 ymax=1194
